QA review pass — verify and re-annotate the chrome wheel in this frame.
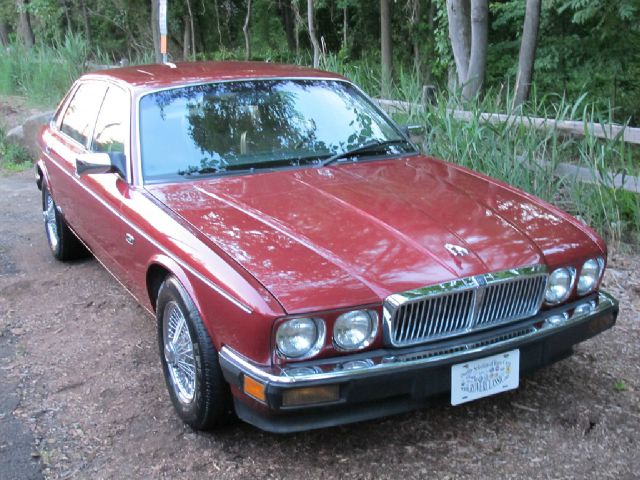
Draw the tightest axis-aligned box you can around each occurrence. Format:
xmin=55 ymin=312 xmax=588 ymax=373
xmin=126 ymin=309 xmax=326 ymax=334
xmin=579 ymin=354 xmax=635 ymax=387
xmin=163 ymin=301 xmax=196 ymax=404
xmin=44 ymin=192 xmax=59 ymax=252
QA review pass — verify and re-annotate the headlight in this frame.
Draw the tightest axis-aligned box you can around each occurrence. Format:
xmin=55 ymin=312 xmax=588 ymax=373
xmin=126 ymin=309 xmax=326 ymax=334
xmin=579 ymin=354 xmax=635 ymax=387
xmin=276 ymin=318 xmax=325 ymax=359
xmin=333 ymin=310 xmax=378 ymax=351
xmin=577 ymin=258 xmax=603 ymax=295
xmin=544 ymin=267 xmax=574 ymax=304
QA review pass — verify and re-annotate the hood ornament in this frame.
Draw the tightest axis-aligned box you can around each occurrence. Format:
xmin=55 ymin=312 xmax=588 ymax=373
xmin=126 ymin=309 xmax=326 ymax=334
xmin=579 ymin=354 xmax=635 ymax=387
xmin=445 ymin=243 xmax=469 ymax=257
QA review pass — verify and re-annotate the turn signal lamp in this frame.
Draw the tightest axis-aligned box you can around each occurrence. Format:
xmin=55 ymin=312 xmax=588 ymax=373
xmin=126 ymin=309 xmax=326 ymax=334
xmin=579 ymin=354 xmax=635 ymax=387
xmin=243 ymin=376 xmax=266 ymax=403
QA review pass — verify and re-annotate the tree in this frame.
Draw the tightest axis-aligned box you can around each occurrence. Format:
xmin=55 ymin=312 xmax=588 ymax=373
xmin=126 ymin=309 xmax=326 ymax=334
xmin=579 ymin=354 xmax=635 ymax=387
xmin=277 ymin=0 xmax=296 ymax=53
xmin=380 ymin=0 xmax=392 ymax=96
xmin=513 ymin=0 xmax=541 ymax=107
xmin=151 ymin=0 xmax=161 ymax=63
xmin=307 ymin=0 xmax=320 ymax=68
xmin=446 ymin=0 xmax=488 ymax=100
xmin=243 ymin=0 xmax=252 ymax=60
xmin=184 ymin=0 xmax=195 ymax=58
xmin=0 ymin=20 xmax=9 ymax=47
xmin=16 ymin=0 xmax=35 ymax=48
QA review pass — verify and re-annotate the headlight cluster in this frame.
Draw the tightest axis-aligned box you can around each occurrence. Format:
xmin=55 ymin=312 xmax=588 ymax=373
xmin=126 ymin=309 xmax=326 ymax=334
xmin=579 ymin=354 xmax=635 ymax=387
xmin=577 ymin=257 xmax=604 ymax=295
xmin=275 ymin=310 xmax=378 ymax=359
xmin=544 ymin=257 xmax=604 ymax=304
xmin=333 ymin=310 xmax=378 ymax=351
xmin=275 ymin=317 xmax=325 ymax=359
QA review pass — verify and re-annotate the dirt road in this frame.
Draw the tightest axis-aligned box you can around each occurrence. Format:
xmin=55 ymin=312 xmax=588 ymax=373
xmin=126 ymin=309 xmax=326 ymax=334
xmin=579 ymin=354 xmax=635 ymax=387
xmin=0 ymin=169 xmax=639 ymax=479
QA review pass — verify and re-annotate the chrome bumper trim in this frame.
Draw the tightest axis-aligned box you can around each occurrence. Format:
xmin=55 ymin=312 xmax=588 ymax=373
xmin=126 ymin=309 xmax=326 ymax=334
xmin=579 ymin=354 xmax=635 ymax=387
xmin=219 ymin=291 xmax=617 ymax=386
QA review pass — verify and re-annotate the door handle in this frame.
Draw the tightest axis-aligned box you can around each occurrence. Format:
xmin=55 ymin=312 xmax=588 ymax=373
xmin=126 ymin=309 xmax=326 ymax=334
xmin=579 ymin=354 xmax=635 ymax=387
xmin=125 ymin=233 xmax=135 ymax=245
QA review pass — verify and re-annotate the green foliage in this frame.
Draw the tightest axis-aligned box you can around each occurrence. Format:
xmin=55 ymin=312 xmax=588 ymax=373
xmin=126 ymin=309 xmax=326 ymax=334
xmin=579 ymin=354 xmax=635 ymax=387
xmin=420 ymin=90 xmax=640 ymax=245
xmin=489 ymin=0 xmax=640 ymax=125
xmin=614 ymin=380 xmax=627 ymax=392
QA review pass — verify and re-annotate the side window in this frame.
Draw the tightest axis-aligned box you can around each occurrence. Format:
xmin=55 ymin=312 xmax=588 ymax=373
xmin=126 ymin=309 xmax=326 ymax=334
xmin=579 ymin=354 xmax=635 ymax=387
xmin=60 ymin=83 xmax=108 ymax=146
xmin=92 ymin=86 xmax=129 ymax=154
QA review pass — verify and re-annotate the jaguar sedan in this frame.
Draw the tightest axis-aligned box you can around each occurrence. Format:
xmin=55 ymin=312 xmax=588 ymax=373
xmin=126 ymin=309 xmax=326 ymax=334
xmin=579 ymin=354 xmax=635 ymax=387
xmin=36 ymin=61 xmax=618 ymax=433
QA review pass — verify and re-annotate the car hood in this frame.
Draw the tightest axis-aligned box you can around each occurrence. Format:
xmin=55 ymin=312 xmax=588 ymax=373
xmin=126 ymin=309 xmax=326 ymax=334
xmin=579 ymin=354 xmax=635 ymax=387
xmin=146 ymin=155 xmax=603 ymax=313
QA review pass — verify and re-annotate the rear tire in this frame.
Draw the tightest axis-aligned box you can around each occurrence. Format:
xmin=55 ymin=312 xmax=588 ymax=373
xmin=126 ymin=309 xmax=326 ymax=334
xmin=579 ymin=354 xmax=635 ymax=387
xmin=42 ymin=184 xmax=86 ymax=261
xmin=157 ymin=276 xmax=233 ymax=430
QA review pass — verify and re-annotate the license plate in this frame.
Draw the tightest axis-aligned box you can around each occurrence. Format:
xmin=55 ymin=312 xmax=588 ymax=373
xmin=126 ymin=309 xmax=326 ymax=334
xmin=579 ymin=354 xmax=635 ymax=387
xmin=451 ymin=349 xmax=520 ymax=406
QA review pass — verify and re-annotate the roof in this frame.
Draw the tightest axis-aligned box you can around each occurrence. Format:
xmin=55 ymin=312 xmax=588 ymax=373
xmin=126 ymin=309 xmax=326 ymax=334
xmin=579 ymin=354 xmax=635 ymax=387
xmin=84 ymin=61 xmax=346 ymax=90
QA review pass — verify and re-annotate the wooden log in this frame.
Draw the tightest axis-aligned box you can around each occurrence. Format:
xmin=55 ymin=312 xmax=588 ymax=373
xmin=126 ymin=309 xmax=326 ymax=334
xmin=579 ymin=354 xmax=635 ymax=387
xmin=374 ymin=98 xmax=640 ymax=145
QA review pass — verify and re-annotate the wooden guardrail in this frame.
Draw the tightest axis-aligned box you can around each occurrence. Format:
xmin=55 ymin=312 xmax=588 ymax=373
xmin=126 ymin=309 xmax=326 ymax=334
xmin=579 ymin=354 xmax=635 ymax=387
xmin=375 ymin=98 xmax=640 ymax=194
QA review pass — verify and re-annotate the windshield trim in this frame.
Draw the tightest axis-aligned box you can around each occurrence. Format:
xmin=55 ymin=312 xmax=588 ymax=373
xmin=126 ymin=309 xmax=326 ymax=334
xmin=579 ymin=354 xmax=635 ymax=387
xmin=134 ymin=76 xmax=414 ymax=186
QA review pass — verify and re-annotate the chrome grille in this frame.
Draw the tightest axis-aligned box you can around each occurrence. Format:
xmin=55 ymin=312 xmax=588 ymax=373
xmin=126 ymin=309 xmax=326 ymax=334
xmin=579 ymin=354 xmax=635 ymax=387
xmin=385 ymin=266 xmax=547 ymax=347
xmin=475 ymin=275 xmax=547 ymax=327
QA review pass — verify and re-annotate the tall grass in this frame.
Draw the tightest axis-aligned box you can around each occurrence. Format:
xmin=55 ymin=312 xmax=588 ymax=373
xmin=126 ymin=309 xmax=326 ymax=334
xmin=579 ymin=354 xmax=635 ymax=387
xmin=0 ymin=34 xmax=89 ymax=106
xmin=419 ymin=93 xmax=640 ymax=246
xmin=319 ymin=59 xmax=639 ymax=245
xmin=0 ymin=33 xmax=152 ymax=108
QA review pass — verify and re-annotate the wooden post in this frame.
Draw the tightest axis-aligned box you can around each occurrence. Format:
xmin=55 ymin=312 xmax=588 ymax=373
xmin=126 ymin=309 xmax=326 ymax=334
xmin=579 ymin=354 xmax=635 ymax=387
xmin=159 ymin=0 xmax=168 ymax=63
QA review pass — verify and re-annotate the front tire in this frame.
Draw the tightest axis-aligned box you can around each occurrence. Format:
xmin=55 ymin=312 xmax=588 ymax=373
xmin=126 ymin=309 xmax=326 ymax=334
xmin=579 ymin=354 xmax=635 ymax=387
xmin=157 ymin=276 xmax=233 ymax=430
xmin=42 ymin=184 xmax=86 ymax=261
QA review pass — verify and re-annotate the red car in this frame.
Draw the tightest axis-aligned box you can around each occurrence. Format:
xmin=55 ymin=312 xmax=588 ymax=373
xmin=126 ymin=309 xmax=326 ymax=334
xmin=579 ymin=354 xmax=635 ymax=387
xmin=36 ymin=62 xmax=618 ymax=433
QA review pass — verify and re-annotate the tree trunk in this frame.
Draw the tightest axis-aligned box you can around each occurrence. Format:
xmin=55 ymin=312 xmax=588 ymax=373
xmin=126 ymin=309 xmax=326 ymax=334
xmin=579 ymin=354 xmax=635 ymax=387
xmin=307 ymin=0 xmax=321 ymax=68
xmin=291 ymin=0 xmax=303 ymax=56
xmin=183 ymin=16 xmax=191 ymax=59
xmin=243 ymin=0 xmax=252 ymax=61
xmin=513 ymin=0 xmax=541 ymax=107
xmin=425 ymin=0 xmax=436 ymax=83
xmin=278 ymin=0 xmax=296 ymax=53
xmin=151 ymin=0 xmax=161 ymax=63
xmin=408 ymin=0 xmax=421 ymax=81
xmin=16 ymin=0 xmax=35 ymax=48
xmin=446 ymin=0 xmax=471 ymax=87
xmin=342 ymin=6 xmax=348 ymax=50
xmin=213 ymin=0 xmax=223 ymax=47
xmin=185 ymin=0 xmax=196 ymax=58
xmin=462 ymin=0 xmax=488 ymax=100
xmin=61 ymin=0 xmax=72 ymax=35
xmin=81 ymin=0 xmax=91 ymax=46
xmin=380 ymin=0 xmax=392 ymax=97
xmin=0 ymin=20 xmax=9 ymax=47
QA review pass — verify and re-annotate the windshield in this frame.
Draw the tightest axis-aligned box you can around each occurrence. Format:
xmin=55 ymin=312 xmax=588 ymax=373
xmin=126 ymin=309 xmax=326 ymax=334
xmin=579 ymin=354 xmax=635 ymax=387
xmin=139 ymin=79 xmax=414 ymax=182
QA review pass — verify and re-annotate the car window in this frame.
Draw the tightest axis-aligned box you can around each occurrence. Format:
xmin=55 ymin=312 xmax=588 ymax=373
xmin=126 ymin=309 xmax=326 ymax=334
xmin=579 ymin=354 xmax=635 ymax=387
xmin=139 ymin=79 xmax=413 ymax=182
xmin=60 ymin=82 xmax=108 ymax=147
xmin=92 ymin=86 xmax=128 ymax=154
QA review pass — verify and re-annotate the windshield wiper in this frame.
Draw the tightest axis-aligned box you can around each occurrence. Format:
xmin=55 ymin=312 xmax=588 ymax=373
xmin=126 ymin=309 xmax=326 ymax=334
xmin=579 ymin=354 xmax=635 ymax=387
xmin=178 ymin=165 xmax=255 ymax=177
xmin=320 ymin=138 xmax=412 ymax=167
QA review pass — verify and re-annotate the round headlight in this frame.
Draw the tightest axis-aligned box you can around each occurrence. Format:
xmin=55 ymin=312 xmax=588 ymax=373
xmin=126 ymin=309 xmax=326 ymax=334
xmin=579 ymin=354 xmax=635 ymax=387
xmin=577 ymin=258 xmax=603 ymax=295
xmin=333 ymin=310 xmax=378 ymax=351
xmin=276 ymin=318 xmax=325 ymax=359
xmin=544 ymin=267 xmax=574 ymax=304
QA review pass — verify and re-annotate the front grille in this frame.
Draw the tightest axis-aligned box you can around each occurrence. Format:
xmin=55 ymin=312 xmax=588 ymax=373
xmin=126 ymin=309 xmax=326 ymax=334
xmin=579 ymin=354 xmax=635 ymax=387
xmin=396 ymin=326 xmax=537 ymax=362
xmin=386 ymin=267 xmax=547 ymax=347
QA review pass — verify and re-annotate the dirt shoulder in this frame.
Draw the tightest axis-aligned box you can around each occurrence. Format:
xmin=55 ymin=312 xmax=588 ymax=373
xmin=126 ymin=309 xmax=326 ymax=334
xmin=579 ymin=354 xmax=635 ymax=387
xmin=0 ymin=168 xmax=638 ymax=479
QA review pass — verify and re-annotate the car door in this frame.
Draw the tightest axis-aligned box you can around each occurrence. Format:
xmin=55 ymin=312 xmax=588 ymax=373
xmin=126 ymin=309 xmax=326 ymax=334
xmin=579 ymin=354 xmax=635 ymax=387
xmin=44 ymin=81 xmax=108 ymax=237
xmin=75 ymin=84 xmax=139 ymax=286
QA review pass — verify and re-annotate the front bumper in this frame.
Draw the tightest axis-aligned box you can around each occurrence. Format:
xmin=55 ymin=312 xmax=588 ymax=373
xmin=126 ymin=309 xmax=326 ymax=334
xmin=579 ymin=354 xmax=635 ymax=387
xmin=220 ymin=291 xmax=618 ymax=433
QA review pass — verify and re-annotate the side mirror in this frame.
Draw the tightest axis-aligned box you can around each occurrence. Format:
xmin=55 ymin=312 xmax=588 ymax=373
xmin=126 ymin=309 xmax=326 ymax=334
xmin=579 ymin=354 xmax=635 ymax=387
xmin=76 ymin=152 xmax=126 ymax=179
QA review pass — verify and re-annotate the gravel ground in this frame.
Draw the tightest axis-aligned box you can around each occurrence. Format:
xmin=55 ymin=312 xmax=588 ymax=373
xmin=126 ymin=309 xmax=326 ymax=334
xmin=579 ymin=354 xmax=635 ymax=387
xmin=0 ymin=168 xmax=639 ymax=479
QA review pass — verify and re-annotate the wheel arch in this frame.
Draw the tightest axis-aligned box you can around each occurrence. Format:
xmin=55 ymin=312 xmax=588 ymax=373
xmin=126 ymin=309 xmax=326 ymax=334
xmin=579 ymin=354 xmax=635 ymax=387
xmin=146 ymin=255 xmax=197 ymax=313
xmin=36 ymin=158 xmax=48 ymax=192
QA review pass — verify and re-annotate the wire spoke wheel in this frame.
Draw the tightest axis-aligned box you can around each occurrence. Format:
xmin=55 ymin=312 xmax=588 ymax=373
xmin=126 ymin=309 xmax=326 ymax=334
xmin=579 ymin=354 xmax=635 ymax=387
xmin=163 ymin=301 xmax=196 ymax=404
xmin=44 ymin=191 xmax=59 ymax=252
